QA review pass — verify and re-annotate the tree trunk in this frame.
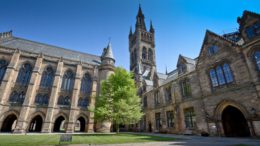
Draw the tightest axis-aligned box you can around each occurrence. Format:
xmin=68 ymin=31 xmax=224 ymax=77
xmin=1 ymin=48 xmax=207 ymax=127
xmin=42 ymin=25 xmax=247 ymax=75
xmin=116 ymin=123 xmax=120 ymax=134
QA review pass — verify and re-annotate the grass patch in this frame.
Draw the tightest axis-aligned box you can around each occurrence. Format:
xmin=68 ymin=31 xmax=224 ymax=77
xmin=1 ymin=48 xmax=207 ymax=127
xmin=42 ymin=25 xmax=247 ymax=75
xmin=0 ymin=133 xmax=175 ymax=146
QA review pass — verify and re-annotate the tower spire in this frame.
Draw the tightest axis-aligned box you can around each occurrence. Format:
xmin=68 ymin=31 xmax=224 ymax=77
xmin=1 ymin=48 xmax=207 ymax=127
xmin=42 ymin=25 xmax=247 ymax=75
xmin=135 ymin=4 xmax=146 ymax=30
xmin=129 ymin=26 xmax=133 ymax=36
xmin=150 ymin=20 xmax=154 ymax=33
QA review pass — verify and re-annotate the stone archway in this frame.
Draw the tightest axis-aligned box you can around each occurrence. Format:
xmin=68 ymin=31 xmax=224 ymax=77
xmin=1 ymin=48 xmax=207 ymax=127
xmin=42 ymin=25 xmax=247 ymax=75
xmin=75 ymin=117 xmax=86 ymax=132
xmin=53 ymin=116 xmax=66 ymax=132
xmin=222 ymin=106 xmax=251 ymax=137
xmin=1 ymin=114 xmax=17 ymax=132
xmin=214 ymin=100 xmax=253 ymax=137
xmin=28 ymin=115 xmax=43 ymax=132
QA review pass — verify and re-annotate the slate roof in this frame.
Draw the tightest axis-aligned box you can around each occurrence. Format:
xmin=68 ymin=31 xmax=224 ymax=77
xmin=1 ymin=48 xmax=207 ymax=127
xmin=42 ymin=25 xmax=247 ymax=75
xmin=0 ymin=35 xmax=101 ymax=65
xmin=102 ymin=42 xmax=114 ymax=60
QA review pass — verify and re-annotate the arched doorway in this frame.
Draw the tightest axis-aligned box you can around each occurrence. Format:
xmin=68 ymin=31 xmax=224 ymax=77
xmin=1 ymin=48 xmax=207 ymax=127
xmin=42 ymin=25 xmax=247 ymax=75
xmin=222 ymin=106 xmax=251 ymax=137
xmin=75 ymin=117 xmax=86 ymax=132
xmin=28 ymin=115 xmax=43 ymax=132
xmin=1 ymin=114 xmax=17 ymax=132
xmin=53 ymin=116 xmax=66 ymax=132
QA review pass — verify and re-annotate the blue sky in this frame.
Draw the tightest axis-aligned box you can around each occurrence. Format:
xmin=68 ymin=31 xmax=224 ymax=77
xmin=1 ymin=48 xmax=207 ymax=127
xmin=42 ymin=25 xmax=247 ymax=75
xmin=0 ymin=0 xmax=260 ymax=73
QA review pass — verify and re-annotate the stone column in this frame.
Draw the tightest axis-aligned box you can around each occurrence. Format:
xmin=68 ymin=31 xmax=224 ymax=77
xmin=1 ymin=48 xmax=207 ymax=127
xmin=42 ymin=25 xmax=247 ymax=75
xmin=14 ymin=56 xmax=43 ymax=133
xmin=66 ymin=64 xmax=82 ymax=133
xmin=87 ymin=68 xmax=98 ymax=132
xmin=41 ymin=60 xmax=63 ymax=133
xmin=0 ymin=50 xmax=20 ymax=105
xmin=0 ymin=50 xmax=20 ymax=128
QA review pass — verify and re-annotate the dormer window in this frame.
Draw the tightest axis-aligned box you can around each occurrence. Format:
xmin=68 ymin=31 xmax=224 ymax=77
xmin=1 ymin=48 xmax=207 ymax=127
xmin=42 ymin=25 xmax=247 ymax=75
xmin=246 ymin=22 xmax=260 ymax=39
xmin=208 ymin=45 xmax=219 ymax=56
xmin=178 ymin=64 xmax=186 ymax=74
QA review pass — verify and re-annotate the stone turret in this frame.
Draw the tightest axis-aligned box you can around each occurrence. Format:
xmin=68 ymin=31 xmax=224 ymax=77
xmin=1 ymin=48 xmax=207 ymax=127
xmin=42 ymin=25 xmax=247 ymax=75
xmin=96 ymin=41 xmax=115 ymax=133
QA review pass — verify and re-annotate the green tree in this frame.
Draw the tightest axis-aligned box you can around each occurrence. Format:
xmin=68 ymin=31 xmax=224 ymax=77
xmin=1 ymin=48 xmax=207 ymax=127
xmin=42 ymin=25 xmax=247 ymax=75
xmin=94 ymin=67 xmax=143 ymax=133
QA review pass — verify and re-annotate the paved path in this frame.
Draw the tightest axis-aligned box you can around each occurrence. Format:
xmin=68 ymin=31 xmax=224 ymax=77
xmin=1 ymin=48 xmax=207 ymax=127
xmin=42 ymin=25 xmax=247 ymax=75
xmin=64 ymin=132 xmax=260 ymax=146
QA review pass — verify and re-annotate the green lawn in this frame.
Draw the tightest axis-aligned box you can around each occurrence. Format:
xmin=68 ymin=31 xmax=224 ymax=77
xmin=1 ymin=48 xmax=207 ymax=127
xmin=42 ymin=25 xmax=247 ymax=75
xmin=0 ymin=133 xmax=175 ymax=146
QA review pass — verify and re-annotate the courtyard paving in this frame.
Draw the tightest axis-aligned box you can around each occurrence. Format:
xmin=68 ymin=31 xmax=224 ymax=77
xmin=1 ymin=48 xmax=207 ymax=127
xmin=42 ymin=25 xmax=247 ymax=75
xmin=64 ymin=132 xmax=260 ymax=146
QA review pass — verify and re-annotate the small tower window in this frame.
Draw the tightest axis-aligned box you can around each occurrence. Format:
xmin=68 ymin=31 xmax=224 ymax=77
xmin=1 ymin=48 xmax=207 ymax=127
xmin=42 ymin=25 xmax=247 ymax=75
xmin=142 ymin=47 xmax=147 ymax=60
xmin=148 ymin=48 xmax=153 ymax=62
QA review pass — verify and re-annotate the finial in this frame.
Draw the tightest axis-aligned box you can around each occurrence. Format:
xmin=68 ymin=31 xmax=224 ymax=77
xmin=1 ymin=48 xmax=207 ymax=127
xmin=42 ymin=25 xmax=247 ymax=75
xmin=165 ymin=66 xmax=168 ymax=75
xmin=150 ymin=19 xmax=154 ymax=33
xmin=129 ymin=26 xmax=133 ymax=36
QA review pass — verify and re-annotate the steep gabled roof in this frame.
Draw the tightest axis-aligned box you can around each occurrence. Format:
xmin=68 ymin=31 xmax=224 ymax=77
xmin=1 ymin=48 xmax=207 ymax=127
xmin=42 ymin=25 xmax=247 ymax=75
xmin=0 ymin=34 xmax=101 ymax=65
xmin=196 ymin=30 xmax=240 ymax=67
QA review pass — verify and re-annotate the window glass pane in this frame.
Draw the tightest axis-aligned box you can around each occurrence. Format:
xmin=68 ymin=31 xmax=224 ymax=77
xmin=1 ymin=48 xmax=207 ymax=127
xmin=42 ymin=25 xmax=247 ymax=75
xmin=0 ymin=60 xmax=8 ymax=83
xmin=223 ymin=63 xmax=233 ymax=83
xmin=210 ymin=69 xmax=218 ymax=87
xmin=184 ymin=108 xmax=196 ymax=128
xmin=216 ymin=66 xmax=226 ymax=85
xmin=254 ymin=51 xmax=260 ymax=71
xmin=142 ymin=47 xmax=147 ymax=60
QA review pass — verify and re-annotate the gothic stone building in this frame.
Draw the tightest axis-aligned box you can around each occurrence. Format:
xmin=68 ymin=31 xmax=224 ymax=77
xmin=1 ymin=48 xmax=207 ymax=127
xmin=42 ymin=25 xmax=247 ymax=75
xmin=0 ymin=31 xmax=115 ymax=133
xmin=131 ymin=7 xmax=260 ymax=137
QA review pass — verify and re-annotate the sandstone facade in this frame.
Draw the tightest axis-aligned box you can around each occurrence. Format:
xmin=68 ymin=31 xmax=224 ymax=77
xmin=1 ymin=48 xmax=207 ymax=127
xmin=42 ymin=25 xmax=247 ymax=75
xmin=130 ymin=7 xmax=260 ymax=137
xmin=0 ymin=32 xmax=115 ymax=133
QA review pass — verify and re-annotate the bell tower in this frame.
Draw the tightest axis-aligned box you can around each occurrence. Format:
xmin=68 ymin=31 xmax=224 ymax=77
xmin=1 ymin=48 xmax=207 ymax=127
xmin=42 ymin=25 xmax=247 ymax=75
xmin=129 ymin=5 xmax=156 ymax=87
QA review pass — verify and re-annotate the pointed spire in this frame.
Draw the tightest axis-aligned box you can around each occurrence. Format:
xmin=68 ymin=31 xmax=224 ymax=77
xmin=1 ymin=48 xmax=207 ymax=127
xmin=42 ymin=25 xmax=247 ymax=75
xmin=165 ymin=66 xmax=168 ymax=75
xmin=102 ymin=40 xmax=114 ymax=60
xmin=135 ymin=4 xmax=146 ymax=30
xmin=150 ymin=20 xmax=154 ymax=33
xmin=137 ymin=4 xmax=144 ymax=17
xmin=129 ymin=26 xmax=133 ymax=36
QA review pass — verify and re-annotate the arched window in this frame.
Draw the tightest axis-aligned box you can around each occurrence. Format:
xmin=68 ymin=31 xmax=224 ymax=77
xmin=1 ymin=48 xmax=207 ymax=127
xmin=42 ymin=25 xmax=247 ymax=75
xmin=142 ymin=47 xmax=147 ymax=60
xmin=209 ymin=63 xmax=234 ymax=87
xmin=148 ymin=48 xmax=153 ymax=62
xmin=80 ymin=73 xmax=92 ymax=95
xmin=61 ymin=70 xmax=74 ymax=91
xmin=0 ymin=60 xmax=8 ymax=84
xmin=9 ymin=91 xmax=25 ymax=104
xmin=40 ymin=66 xmax=54 ymax=88
xmin=223 ymin=63 xmax=233 ymax=83
xmin=16 ymin=63 xmax=32 ymax=86
xmin=134 ymin=49 xmax=137 ymax=63
xmin=254 ymin=51 xmax=260 ymax=71
xmin=57 ymin=95 xmax=70 ymax=106
xmin=78 ymin=97 xmax=88 ymax=108
xmin=35 ymin=94 xmax=49 ymax=105
xmin=216 ymin=66 xmax=226 ymax=85
xmin=209 ymin=69 xmax=218 ymax=87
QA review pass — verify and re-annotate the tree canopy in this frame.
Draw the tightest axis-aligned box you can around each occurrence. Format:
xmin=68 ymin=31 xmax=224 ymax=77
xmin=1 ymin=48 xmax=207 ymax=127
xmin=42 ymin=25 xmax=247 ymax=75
xmin=94 ymin=67 xmax=143 ymax=132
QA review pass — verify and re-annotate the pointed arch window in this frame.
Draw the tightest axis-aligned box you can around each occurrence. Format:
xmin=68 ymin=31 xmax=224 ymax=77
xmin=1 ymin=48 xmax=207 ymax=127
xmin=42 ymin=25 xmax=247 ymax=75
xmin=148 ymin=48 xmax=153 ymax=62
xmin=40 ymin=66 xmax=54 ymax=88
xmin=142 ymin=47 xmax=147 ymax=60
xmin=57 ymin=95 xmax=70 ymax=106
xmin=216 ymin=66 xmax=225 ymax=85
xmin=35 ymin=94 xmax=49 ymax=105
xmin=209 ymin=63 xmax=234 ymax=87
xmin=16 ymin=63 xmax=32 ymax=86
xmin=253 ymin=51 xmax=260 ymax=71
xmin=223 ymin=63 xmax=233 ymax=83
xmin=209 ymin=69 xmax=218 ymax=87
xmin=0 ymin=60 xmax=8 ymax=84
xmin=61 ymin=70 xmax=74 ymax=91
xmin=9 ymin=91 xmax=25 ymax=105
xmin=78 ymin=97 xmax=89 ymax=108
xmin=80 ymin=73 xmax=92 ymax=95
